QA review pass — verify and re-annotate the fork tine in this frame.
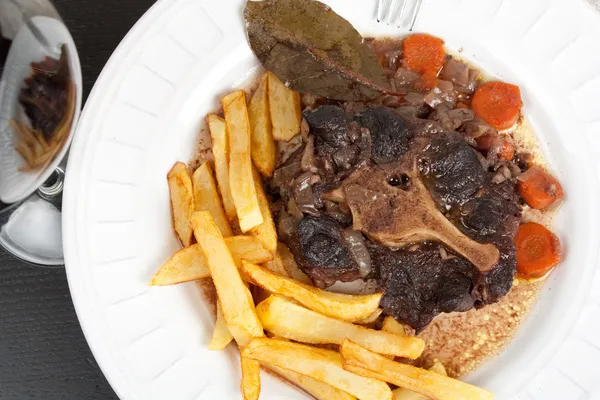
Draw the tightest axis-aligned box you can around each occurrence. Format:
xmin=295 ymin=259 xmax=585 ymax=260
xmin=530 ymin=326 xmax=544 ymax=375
xmin=386 ymin=0 xmax=397 ymax=25
xmin=408 ymin=0 xmax=425 ymax=31
xmin=395 ymin=0 xmax=408 ymax=28
xmin=376 ymin=0 xmax=386 ymax=23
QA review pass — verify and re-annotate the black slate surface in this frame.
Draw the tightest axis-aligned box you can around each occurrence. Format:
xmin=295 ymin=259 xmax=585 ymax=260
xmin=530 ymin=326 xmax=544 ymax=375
xmin=0 ymin=1 xmax=156 ymax=398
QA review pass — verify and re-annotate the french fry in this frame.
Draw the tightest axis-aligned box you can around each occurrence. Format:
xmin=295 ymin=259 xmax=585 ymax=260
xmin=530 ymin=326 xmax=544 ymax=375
xmin=393 ymin=362 xmax=447 ymax=400
xmin=428 ymin=362 xmax=447 ymax=376
xmin=355 ymin=308 xmax=384 ymax=325
xmin=382 ymin=316 xmax=407 ymax=336
xmin=167 ymin=162 xmax=194 ymax=247
xmin=209 ymin=301 xmax=234 ymax=350
xmin=249 ymin=168 xmax=277 ymax=252
xmin=277 ymin=242 xmax=312 ymax=284
xmin=249 ymin=74 xmax=276 ymax=177
xmin=150 ymin=237 xmax=273 ymax=286
xmin=267 ymin=365 xmax=356 ymax=400
xmin=226 ymin=236 xmax=274 ymax=267
xmin=192 ymin=161 xmax=233 ymax=237
xmin=262 ymin=250 xmax=289 ymax=277
xmin=340 ymin=340 xmax=494 ymax=400
xmin=257 ymin=296 xmax=424 ymax=359
xmin=380 ymin=316 xmax=406 ymax=361
xmin=267 ymin=72 xmax=302 ymax=141
xmin=207 ymin=114 xmax=237 ymax=222
xmin=222 ymin=91 xmax=263 ymax=232
xmin=241 ymin=357 xmax=261 ymax=400
xmin=240 ymin=261 xmax=382 ymax=323
xmin=241 ymin=338 xmax=393 ymax=400
xmin=191 ymin=211 xmax=264 ymax=346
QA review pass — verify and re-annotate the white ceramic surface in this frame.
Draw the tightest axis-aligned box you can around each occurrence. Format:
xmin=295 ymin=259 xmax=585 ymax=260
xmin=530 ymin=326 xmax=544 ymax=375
xmin=0 ymin=16 xmax=82 ymax=204
xmin=63 ymin=0 xmax=600 ymax=399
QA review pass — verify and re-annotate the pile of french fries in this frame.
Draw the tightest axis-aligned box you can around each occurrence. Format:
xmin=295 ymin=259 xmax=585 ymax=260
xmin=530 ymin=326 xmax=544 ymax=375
xmin=151 ymin=72 xmax=494 ymax=400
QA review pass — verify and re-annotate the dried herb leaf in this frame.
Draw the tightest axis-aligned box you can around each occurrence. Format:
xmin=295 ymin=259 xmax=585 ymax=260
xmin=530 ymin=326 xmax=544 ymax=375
xmin=245 ymin=0 xmax=391 ymax=101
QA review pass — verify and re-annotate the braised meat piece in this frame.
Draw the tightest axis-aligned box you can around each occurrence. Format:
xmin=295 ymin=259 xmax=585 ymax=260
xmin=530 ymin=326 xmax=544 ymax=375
xmin=303 ymin=105 xmax=351 ymax=156
xmin=421 ymin=131 xmax=487 ymax=206
xmin=355 ymin=107 xmax=414 ymax=164
xmin=289 ymin=215 xmax=362 ymax=284
xmin=343 ymin=165 xmax=500 ymax=273
xmin=272 ymin=104 xmax=522 ymax=330
xmin=459 ymin=181 xmax=521 ymax=302
xmin=373 ymin=242 xmax=478 ymax=332
xmin=19 ymin=49 xmax=70 ymax=141
xmin=460 ymin=181 xmax=521 ymax=243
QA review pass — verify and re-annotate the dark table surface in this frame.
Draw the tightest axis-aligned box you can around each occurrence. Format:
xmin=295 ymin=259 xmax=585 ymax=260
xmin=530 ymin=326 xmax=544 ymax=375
xmin=0 ymin=1 xmax=155 ymax=398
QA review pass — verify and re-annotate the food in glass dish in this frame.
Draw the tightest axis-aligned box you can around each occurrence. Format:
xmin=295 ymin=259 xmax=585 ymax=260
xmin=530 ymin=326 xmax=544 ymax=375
xmin=150 ymin=0 xmax=564 ymax=398
xmin=9 ymin=44 xmax=75 ymax=171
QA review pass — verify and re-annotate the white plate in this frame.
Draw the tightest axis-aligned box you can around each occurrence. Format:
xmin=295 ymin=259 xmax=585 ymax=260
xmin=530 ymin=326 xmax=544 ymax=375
xmin=63 ymin=1 xmax=600 ymax=399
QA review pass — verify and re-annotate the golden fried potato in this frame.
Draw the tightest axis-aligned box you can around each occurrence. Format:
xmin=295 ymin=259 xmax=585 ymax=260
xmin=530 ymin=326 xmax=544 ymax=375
xmin=207 ymin=114 xmax=237 ymax=222
xmin=150 ymin=237 xmax=273 ymax=286
xmin=249 ymin=74 xmax=276 ymax=177
xmin=242 ymin=338 xmax=392 ymax=400
xmin=190 ymin=212 xmax=263 ymax=346
xmin=382 ymin=316 xmax=406 ymax=336
xmin=340 ymin=340 xmax=494 ymax=400
xmin=240 ymin=261 xmax=382 ymax=323
xmin=277 ymin=242 xmax=312 ymax=284
xmin=226 ymin=236 xmax=274 ymax=267
xmin=267 ymin=365 xmax=356 ymax=400
xmin=267 ymin=72 xmax=301 ymax=141
xmin=262 ymin=250 xmax=289 ymax=277
xmin=428 ymin=362 xmax=447 ymax=376
xmin=257 ymin=296 xmax=424 ymax=359
xmin=209 ymin=301 xmax=233 ymax=350
xmin=393 ymin=362 xmax=447 ymax=400
xmin=241 ymin=357 xmax=261 ymax=400
xmin=355 ymin=309 xmax=383 ymax=325
xmin=167 ymin=162 xmax=194 ymax=247
xmin=249 ymin=168 xmax=277 ymax=252
xmin=222 ymin=91 xmax=263 ymax=232
xmin=192 ymin=161 xmax=233 ymax=237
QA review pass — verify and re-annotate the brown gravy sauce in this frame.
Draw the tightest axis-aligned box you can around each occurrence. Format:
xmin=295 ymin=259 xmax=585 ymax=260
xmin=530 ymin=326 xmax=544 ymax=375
xmin=188 ymin=36 xmax=552 ymax=381
xmin=417 ymin=279 xmax=541 ymax=377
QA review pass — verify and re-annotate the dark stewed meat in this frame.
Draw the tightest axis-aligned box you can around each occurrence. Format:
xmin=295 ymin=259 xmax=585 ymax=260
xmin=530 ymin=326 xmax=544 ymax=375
xmin=356 ymin=107 xmax=414 ymax=164
xmin=290 ymin=215 xmax=362 ymax=285
xmin=303 ymin=105 xmax=351 ymax=156
xmin=421 ymin=131 xmax=487 ymax=207
xmin=373 ymin=242 xmax=478 ymax=331
xmin=19 ymin=49 xmax=70 ymax=141
xmin=272 ymin=104 xmax=522 ymax=330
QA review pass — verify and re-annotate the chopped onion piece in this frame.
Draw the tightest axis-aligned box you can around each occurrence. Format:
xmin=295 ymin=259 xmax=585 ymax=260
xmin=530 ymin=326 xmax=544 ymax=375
xmin=343 ymin=229 xmax=372 ymax=278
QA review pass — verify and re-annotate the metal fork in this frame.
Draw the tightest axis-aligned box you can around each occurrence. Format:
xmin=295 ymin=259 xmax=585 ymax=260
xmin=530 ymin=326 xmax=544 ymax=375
xmin=376 ymin=0 xmax=424 ymax=30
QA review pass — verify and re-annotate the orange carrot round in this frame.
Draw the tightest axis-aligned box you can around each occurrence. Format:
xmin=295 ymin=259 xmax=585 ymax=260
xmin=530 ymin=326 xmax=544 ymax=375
xmin=515 ymin=222 xmax=562 ymax=279
xmin=471 ymin=82 xmax=523 ymax=130
xmin=401 ymin=34 xmax=446 ymax=75
xmin=518 ymin=166 xmax=563 ymax=209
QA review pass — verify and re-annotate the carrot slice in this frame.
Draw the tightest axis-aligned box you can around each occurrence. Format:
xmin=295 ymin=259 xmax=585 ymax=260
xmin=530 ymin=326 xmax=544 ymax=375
xmin=499 ymin=141 xmax=515 ymax=161
xmin=515 ymin=222 xmax=562 ymax=279
xmin=471 ymin=82 xmax=522 ymax=130
xmin=518 ymin=166 xmax=563 ymax=209
xmin=401 ymin=34 xmax=446 ymax=75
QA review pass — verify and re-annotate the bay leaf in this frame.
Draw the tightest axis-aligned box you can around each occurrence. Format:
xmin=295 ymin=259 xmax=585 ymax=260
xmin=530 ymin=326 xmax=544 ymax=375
xmin=245 ymin=0 xmax=391 ymax=101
